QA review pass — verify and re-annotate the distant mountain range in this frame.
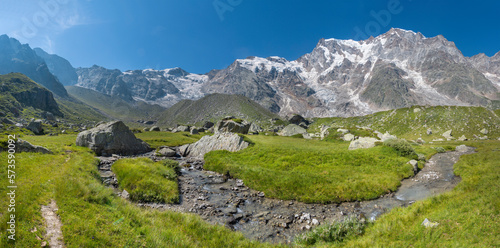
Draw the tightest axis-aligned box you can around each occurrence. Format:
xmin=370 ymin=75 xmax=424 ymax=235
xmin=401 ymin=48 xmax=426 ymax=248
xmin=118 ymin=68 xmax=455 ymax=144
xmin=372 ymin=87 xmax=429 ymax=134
xmin=1 ymin=29 xmax=499 ymax=118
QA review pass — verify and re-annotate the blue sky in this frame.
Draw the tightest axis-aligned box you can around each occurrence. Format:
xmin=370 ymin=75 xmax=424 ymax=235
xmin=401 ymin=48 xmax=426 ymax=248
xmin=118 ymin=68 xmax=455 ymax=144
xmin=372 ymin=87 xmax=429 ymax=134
xmin=1 ymin=0 xmax=499 ymax=74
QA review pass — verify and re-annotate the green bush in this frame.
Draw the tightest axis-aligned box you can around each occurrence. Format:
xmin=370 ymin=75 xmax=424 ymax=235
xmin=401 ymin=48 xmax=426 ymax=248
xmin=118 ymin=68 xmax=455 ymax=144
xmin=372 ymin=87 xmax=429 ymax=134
xmin=295 ymin=216 xmax=367 ymax=246
xmin=435 ymin=147 xmax=446 ymax=153
xmin=383 ymin=138 xmax=417 ymax=158
xmin=113 ymin=158 xmax=179 ymax=203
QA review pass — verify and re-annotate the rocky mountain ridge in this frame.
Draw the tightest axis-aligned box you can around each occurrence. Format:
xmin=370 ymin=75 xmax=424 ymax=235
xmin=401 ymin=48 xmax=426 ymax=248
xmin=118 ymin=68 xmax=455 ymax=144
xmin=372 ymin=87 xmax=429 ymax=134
xmin=74 ymin=28 xmax=499 ymax=117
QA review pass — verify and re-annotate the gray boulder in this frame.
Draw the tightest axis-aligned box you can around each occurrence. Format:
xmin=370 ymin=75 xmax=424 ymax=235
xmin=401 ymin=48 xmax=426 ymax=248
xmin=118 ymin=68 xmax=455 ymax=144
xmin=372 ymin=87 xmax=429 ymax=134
xmin=289 ymin=114 xmax=307 ymax=126
xmin=408 ymin=160 xmax=418 ymax=173
xmin=377 ymin=131 xmax=397 ymax=141
xmin=27 ymin=119 xmax=44 ymax=135
xmin=190 ymin=127 xmax=199 ymax=135
xmin=249 ymin=123 xmax=262 ymax=134
xmin=442 ymin=130 xmax=453 ymax=139
xmin=337 ymin=128 xmax=349 ymax=134
xmin=176 ymin=125 xmax=190 ymax=132
xmin=182 ymin=132 xmax=249 ymax=159
xmin=42 ymin=111 xmax=55 ymax=121
xmin=426 ymin=128 xmax=432 ymax=135
xmin=202 ymin=121 xmax=215 ymax=129
xmin=458 ymin=135 xmax=467 ymax=141
xmin=480 ymin=128 xmax=488 ymax=135
xmin=150 ymin=126 xmax=161 ymax=132
xmin=348 ymin=137 xmax=379 ymax=150
xmin=279 ymin=124 xmax=307 ymax=137
xmin=76 ymin=121 xmax=151 ymax=156
xmin=215 ymin=120 xmax=250 ymax=134
xmin=343 ymin=133 xmax=355 ymax=141
xmin=157 ymin=147 xmax=176 ymax=157
xmin=320 ymin=125 xmax=330 ymax=140
xmin=16 ymin=139 xmax=52 ymax=154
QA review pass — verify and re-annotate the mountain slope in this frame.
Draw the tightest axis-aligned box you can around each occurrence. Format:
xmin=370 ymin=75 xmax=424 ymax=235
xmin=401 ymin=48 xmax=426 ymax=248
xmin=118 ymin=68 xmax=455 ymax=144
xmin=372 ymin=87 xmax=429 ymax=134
xmin=74 ymin=28 xmax=500 ymax=117
xmin=0 ymin=35 xmax=68 ymax=97
xmin=0 ymin=73 xmax=62 ymax=117
xmin=157 ymin=93 xmax=280 ymax=126
xmin=34 ymin=48 xmax=78 ymax=86
xmin=66 ymin=86 xmax=165 ymax=122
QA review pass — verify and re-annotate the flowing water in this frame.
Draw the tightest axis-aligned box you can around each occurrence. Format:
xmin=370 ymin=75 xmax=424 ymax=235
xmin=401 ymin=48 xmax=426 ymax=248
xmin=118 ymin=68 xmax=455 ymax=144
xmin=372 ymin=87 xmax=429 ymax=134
xmin=98 ymin=146 xmax=475 ymax=244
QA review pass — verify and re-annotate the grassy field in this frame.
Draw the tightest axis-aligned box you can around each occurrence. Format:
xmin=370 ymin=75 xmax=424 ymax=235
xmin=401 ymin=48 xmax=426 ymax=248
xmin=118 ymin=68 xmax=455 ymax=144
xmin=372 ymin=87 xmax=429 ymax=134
xmin=135 ymin=131 xmax=205 ymax=149
xmin=310 ymin=106 xmax=500 ymax=141
xmin=0 ymin=134 xmax=275 ymax=247
xmin=205 ymin=135 xmax=427 ymax=203
xmin=113 ymin=158 xmax=180 ymax=203
xmin=307 ymin=141 xmax=500 ymax=247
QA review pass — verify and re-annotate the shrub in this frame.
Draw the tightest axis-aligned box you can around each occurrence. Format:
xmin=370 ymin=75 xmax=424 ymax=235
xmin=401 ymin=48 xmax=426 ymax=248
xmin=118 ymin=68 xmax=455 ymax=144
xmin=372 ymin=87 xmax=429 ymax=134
xmin=383 ymin=138 xmax=417 ymax=158
xmin=295 ymin=216 xmax=367 ymax=246
xmin=435 ymin=147 xmax=446 ymax=153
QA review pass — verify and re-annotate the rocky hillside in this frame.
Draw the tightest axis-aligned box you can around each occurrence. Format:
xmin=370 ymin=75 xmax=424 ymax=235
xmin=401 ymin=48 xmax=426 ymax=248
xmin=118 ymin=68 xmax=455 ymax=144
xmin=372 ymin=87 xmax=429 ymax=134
xmin=0 ymin=73 xmax=62 ymax=117
xmin=66 ymin=86 xmax=165 ymax=122
xmin=76 ymin=66 xmax=206 ymax=107
xmin=156 ymin=93 xmax=280 ymax=126
xmin=34 ymin=48 xmax=78 ymax=86
xmin=74 ymin=28 xmax=499 ymax=118
xmin=0 ymin=35 xmax=68 ymax=97
xmin=310 ymin=105 xmax=500 ymax=141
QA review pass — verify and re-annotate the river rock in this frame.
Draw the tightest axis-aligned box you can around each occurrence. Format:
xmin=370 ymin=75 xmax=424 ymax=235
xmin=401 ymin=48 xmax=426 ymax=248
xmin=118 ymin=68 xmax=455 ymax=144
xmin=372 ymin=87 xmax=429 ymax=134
xmin=279 ymin=124 xmax=307 ymax=137
xmin=408 ymin=160 xmax=418 ymax=173
xmin=182 ymin=132 xmax=249 ymax=158
xmin=157 ymin=147 xmax=176 ymax=157
xmin=76 ymin=121 xmax=152 ymax=156
xmin=348 ymin=137 xmax=379 ymax=150
xmin=27 ymin=119 xmax=44 ymax=135
xmin=16 ymin=139 xmax=52 ymax=154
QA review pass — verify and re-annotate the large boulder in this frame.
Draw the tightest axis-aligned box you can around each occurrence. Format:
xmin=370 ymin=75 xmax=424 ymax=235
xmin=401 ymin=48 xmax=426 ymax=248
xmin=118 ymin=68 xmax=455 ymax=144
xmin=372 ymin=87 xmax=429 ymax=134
xmin=76 ymin=121 xmax=151 ymax=156
xmin=16 ymin=139 xmax=52 ymax=154
xmin=176 ymin=125 xmax=191 ymax=132
xmin=376 ymin=131 xmax=397 ymax=142
xmin=348 ymin=137 xmax=379 ymax=150
xmin=289 ymin=114 xmax=307 ymax=125
xmin=249 ymin=123 xmax=262 ymax=134
xmin=442 ymin=130 xmax=453 ymax=139
xmin=27 ymin=119 xmax=44 ymax=135
xmin=279 ymin=124 xmax=307 ymax=137
xmin=215 ymin=119 xmax=250 ymax=134
xmin=182 ymin=132 xmax=249 ymax=158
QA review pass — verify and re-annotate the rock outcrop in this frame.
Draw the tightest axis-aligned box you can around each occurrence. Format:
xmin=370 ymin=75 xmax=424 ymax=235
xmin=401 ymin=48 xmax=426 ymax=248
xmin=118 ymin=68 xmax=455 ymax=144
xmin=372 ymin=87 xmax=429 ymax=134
xmin=215 ymin=119 xmax=251 ymax=134
xmin=76 ymin=121 xmax=151 ymax=156
xmin=16 ymin=139 xmax=52 ymax=154
xmin=348 ymin=137 xmax=379 ymax=150
xmin=180 ymin=132 xmax=249 ymax=158
xmin=27 ymin=119 xmax=44 ymax=135
xmin=279 ymin=124 xmax=307 ymax=137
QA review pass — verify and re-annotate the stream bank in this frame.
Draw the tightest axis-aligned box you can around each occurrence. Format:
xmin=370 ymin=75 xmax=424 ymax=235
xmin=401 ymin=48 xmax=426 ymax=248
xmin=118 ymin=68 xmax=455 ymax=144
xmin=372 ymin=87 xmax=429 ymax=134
xmin=96 ymin=146 xmax=475 ymax=244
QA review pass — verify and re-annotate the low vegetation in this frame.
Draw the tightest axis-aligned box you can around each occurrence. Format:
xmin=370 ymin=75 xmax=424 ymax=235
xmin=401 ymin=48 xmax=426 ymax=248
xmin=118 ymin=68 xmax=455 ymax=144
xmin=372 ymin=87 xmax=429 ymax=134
xmin=113 ymin=158 xmax=180 ymax=203
xmin=0 ymin=134 xmax=273 ymax=247
xmin=135 ymin=131 xmax=204 ymax=149
xmin=295 ymin=216 xmax=367 ymax=246
xmin=383 ymin=138 xmax=417 ymax=158
xmin=205 ymin=135 xmax=419 ymax=203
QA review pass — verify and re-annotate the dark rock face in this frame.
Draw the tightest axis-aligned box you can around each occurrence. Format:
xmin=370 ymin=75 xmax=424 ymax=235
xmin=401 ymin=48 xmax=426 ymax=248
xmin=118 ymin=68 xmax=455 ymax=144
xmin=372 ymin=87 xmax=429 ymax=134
xmin=34 ymin=48 xmax=78 ymax=86
xmin=76 ymin=121 xmax=152 ymax=156
xmin=0 ymin=35 xmax=68 ymax=97
xmin=27 ymin=119 xmax=44 ymax=135
xmin=0 ymin=73 xmax=63 ymax=116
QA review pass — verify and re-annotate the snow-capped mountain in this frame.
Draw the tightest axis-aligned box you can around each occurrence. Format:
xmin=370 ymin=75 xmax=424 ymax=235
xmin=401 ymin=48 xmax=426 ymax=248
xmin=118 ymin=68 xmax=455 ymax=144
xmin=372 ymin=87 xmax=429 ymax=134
xmin=76 ymin=28 xmax=500 ymax=117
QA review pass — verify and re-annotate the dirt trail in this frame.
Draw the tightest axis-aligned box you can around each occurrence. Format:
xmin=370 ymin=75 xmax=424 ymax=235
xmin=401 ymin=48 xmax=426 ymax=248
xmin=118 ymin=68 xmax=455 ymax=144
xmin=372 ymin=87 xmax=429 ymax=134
xmin=41 ymin=199 xmax=65 ymax=248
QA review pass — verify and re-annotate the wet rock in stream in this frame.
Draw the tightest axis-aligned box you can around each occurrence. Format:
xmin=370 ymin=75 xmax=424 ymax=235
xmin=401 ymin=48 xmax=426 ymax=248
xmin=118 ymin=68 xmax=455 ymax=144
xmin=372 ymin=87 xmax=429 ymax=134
xmin=95 ymin=146 xmax=475 ymax=244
